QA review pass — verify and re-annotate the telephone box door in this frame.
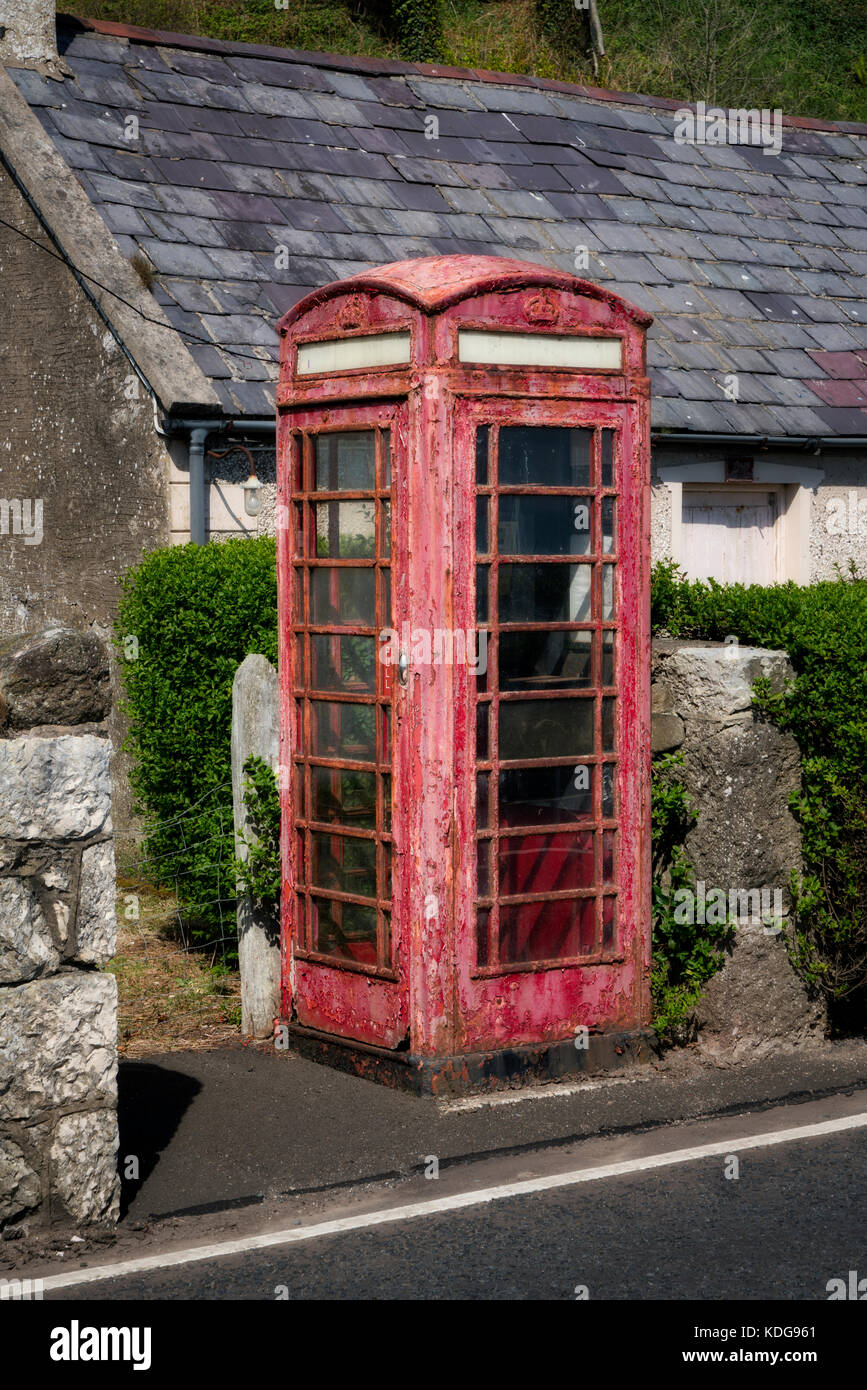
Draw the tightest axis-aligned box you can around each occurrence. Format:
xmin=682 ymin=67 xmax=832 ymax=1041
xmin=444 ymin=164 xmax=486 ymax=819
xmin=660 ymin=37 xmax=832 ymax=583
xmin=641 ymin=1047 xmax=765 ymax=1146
xmin=280 ymin=401 xmax=409 ymax=1049
xmin=452 ymin=395 xmax=650 ymax=1053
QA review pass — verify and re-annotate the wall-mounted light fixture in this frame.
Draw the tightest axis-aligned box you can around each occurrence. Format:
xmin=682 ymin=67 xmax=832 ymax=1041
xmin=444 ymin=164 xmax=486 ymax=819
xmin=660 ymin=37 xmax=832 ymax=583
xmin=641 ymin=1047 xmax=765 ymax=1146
xmin=241 ymin=463 xmax=263 ymax=516
xmin=206 ymin=443 xmax=264 ymax=521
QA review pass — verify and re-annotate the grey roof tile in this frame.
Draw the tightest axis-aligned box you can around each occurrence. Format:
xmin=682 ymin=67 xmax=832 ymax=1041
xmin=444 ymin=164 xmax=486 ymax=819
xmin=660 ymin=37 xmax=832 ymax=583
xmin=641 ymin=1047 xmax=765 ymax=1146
xmin=138 ymin=238 xmax=221 ymax=276
xmin=584 ymin=219 xmax=656 ymax=252
xmin=473 ymin=84 xmax=560 ymax=115
xmin=388 ymin=181 xmax=452 ymax=211
xmin=442 ymin=185 xmax=502 ymax=216
xmin=559 ymin=160 xmax=630 ymax=196
xmin=407 ymin=78 xmax=486 ymax=110
xmin=698 ymin=261 xmax=763 ymax=292
xmin=646 ymin=283 xmax=710 ymax=313
xmin=647 ymin=226 xmax=708 ymax=257
xmin=698 ymin=287 xmax=766 ymax=318
xmin=754 ymin=320 xmax=819 ymax=348
xmin=601 ymin=197 xmax=661 ymax=224
xmin=593 ymin=252 xmax=663 ymax=282
xmin=763 ymin=348 xmax=823 ymax=375
xmin=387 ymin=156 xmax=466 ymax=186
xmin=648 ymin=255 xmax=710 ymax=284
xmin=646 ymin=204 xmax=706 ymax=232
xmin=487 ymin=188 xmax=559 ymax=219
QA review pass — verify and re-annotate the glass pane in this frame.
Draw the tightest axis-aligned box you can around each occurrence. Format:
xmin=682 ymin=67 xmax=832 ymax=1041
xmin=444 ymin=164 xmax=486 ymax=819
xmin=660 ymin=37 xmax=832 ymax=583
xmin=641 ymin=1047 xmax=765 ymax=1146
xmin=498 ymin=495 xmax=592 ymax=556
xmin=381 ymin=430 xmax=391 ymax=488
xmin=381 ymin=500 xmax=391 ymax=558
xmin=476 ymin=565 xmax=489 ymax=623
xmin=476 ymin=426 xmax=489 ymax=485
xmin=311 ymin=895 xmax=377 ymax=964
xmin=602 ymin=895 xmax=616 ymax=949
xmin=311 ymin=832 xmax=376 ymax=898
xmin=499 ymin=895 xmax=595 ymax=964
xmin=498 ymin=830 xmax=594 ymax=897
xmin=602 ymin=564 xmax=615 ymax=619
xmin=311 ymin=634 xmax=375 ymax=692
xmin=602 ymin=631 xmax=615 ymax=686
xmin=499 ymin=630 xmax=592 ymax=691
xmin=602 ymin=762 xmax=615 ymax=817
xmin=476 ymin=773 xmax=490 ymax=829
xmin=379 ymin=704 xmax=391 ymax=758
xmin=382 ymin=773 xmax=391 ymax=831
xmin=498 ymin=563 xmax=592 ymax=623
xmin=602 ymin=497 xmax=616 ymax=553
xmin=602 ymin=830 xmax=616 ymax=884
xmin=314 ymin=431 xmax=375 ymax=491
xmin=602 ymin=696 xmax=616 ymax=752
xmin=499 ymin=427 xmax=592 ymax=487
xmin=476 ymin=701 xmax=489 ymax=761
xmin=600 ymin=430 xmax=614 ymax=487
xmin=476 ymin=907 xmax=490 ymax=965
xmin=310 ymin=567 xmax=375 ymax=626
xmin=380 ymin=567 xmax=391 ymax=626
xmin=311 ymin=702 xmax=376 ymax=762
xmin=500 ymin=763 xmax=594 ymax=827
xmin=311 ymin=767 xmax=376 ymax=829
xmin=477 ymin=839 xmax=491 ymax=897
xmin=379 ymin=840 xmax=392 ymax=902
xmin=476 ymin=495 xmax=489 ymax=554
xmin=499 ymin=697 xmax=594 ymax=760
xmin=315 ymin=500 xmax=375 ymax=558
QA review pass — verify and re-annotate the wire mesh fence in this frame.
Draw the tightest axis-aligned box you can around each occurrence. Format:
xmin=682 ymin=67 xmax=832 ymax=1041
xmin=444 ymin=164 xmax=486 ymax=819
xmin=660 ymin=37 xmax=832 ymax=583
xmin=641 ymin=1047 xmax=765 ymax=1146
xmin=112 ymin=783 xmax=243 ymax=1055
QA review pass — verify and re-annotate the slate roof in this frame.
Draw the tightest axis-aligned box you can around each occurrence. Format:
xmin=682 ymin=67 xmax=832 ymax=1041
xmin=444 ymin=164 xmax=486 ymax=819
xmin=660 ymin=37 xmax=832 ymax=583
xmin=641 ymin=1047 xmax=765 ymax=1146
xmin=9 ymin=15 xmax=867 ymax=435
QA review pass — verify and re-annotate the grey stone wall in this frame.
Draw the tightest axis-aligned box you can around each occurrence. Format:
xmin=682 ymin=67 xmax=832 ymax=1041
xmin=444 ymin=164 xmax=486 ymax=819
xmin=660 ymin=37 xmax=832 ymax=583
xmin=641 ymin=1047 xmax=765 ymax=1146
xmin=0 ymin=160 xmax=175 ymax=831
xmin=0 ymin=629 xmax=119 ymax=1228
xmin=652 ymin=640 xmax=825 ymax=1055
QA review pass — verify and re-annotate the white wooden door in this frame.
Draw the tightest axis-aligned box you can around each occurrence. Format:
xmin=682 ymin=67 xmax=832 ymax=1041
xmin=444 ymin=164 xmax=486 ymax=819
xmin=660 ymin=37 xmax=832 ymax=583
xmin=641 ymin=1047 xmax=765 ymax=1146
xmin=682 ymin=489 xmax=778 ymax=584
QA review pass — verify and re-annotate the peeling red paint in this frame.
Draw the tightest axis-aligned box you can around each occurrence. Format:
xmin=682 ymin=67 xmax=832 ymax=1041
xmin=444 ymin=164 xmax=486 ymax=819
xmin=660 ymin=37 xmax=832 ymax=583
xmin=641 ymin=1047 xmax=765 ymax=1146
xmin=277 ymin=255 xmax=652 ymax=1079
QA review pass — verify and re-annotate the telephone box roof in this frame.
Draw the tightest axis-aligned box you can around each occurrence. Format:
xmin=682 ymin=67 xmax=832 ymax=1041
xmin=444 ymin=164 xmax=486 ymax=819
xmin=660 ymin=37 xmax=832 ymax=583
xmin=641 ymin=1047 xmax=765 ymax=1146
xmin=278 ymin=255 xmax=654 ymax=332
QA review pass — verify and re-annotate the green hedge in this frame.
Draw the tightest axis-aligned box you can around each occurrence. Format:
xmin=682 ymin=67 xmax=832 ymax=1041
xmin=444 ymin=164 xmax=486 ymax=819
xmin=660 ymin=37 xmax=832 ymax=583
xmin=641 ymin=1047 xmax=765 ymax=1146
xmin=651 ymin=561 xmax=867 ymax=1023
xmin=115 ymin=538 xmax=278 ymax=950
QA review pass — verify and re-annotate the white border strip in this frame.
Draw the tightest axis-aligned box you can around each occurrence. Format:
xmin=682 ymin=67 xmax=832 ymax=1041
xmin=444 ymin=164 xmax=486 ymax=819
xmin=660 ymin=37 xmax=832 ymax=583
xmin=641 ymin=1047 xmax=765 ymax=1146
xmin=38 ymin=1111 xmax=867 ymax=1292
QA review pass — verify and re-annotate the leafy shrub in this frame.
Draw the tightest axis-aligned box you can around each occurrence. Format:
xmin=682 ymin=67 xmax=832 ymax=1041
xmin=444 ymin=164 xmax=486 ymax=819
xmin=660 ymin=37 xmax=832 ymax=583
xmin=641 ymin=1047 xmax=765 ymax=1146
xmin=362 ymin=0 xmax=444 ymax=59
xmin=651 ymin=752 xmax=733 ymax=1040
xmin=115 ymin=538 xmax=278 ymax=951
xmin=236 ymin=754 xmax=282 ymax=911
xmin=651 ymin=560 xmax=867 ymax=1024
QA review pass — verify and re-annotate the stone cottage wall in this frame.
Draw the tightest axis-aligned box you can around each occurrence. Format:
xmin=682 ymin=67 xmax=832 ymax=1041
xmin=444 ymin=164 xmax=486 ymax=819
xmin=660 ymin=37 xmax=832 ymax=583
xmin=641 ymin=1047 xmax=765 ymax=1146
xmin=652 ymin=640 xmax=825 ymax=1055
xmin=0 ymin=628 xmax=119 ymax=1227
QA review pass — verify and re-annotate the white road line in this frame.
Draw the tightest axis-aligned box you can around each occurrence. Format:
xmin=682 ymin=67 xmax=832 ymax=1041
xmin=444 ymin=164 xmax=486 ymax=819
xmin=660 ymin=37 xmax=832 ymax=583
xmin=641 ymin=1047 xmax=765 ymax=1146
xmin=38 ymin=1110 xmax=867 ymax=1293
xmin=440 ymin=1072 xmax=645 ymax=1112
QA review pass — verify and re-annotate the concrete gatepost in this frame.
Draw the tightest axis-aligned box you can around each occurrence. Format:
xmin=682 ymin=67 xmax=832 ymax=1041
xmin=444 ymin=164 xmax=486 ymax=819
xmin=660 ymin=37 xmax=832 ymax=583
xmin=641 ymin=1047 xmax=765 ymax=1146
xmin=231 ymin=654 xmax=281 ymax=1039
xmin=651 ymin=640 xmax=825 ymax=1055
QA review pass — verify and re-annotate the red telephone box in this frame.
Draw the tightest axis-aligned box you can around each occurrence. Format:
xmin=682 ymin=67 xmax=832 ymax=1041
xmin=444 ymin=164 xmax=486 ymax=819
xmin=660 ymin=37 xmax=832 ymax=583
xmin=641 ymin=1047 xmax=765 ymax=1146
xmin=276 ymin=255 xmax=653 ymax=1095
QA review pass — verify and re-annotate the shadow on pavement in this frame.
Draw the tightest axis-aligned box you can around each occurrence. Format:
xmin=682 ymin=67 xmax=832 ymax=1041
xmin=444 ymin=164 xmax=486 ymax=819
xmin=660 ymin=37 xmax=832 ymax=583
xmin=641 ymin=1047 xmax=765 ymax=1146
xmin=117 ymin=1061 xmax=202 ymax=1218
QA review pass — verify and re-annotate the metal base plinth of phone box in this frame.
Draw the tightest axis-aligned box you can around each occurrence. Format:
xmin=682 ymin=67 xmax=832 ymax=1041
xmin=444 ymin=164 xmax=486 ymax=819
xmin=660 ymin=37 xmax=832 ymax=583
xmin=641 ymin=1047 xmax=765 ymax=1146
xmin=283 ymin=1022 xmax=658 ymax=1098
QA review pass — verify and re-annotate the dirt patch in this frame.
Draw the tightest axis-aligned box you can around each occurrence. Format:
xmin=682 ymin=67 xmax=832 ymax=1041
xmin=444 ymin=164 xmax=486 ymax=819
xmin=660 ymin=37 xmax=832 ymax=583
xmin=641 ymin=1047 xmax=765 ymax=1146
xmin=107 ymin=880 xmax=241 ymax=1058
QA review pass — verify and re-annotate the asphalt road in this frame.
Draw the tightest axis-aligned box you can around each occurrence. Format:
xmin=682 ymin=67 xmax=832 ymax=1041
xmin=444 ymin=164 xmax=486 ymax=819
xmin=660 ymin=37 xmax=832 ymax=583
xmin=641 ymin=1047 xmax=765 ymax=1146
xmin=49 ymin=1114 xmax=867 ymax=1301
